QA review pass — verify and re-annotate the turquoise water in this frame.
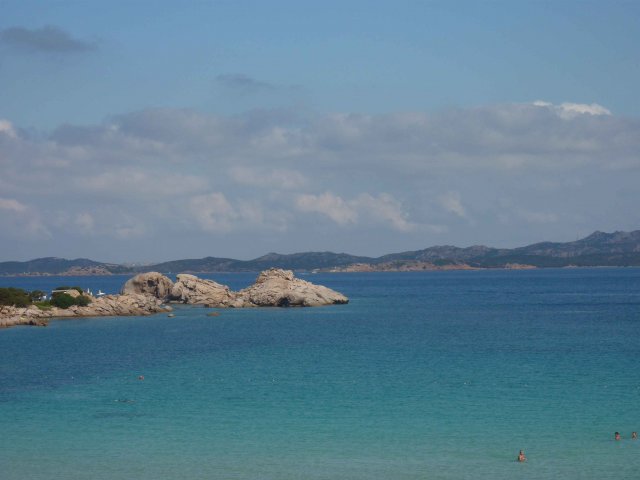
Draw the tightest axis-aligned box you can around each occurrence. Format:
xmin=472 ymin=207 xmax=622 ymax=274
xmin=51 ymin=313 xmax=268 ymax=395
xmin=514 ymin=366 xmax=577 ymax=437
xmin=1 ymin=269 xmax=640 ymax=479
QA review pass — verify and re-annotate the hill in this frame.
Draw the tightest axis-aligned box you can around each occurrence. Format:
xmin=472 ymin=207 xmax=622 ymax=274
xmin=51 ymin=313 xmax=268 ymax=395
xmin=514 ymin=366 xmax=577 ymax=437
xmin=1 ymin=230 xmax=639 ymax=275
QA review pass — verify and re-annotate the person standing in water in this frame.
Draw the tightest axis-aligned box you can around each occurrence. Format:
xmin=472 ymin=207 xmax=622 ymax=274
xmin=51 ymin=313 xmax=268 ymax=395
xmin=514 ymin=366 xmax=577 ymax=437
xmin=615 ymin=432 xmax=621 ymax=441
xmin=632 ymin=432 xmax=637 ymax=440
xmin=517 ymin=450 xmax=527 ymax=462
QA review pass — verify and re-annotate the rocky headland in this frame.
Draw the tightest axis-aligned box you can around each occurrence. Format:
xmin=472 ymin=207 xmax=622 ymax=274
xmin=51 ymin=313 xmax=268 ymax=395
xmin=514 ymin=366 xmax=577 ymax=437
xmin=1 ymin=269 xmax=348 ymax=329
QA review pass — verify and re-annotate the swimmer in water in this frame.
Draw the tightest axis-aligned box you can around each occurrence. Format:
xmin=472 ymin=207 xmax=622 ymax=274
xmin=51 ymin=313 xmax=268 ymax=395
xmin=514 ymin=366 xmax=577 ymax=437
xmin=138 ymin=375 xmax=144 ymax=381
xmin=632 ymin=432 xmax=637 ymax=440
xmin=615 ymin=432 xmax=621 ymax=441
xmin=517 ymin=450 xmax=527 ymax=462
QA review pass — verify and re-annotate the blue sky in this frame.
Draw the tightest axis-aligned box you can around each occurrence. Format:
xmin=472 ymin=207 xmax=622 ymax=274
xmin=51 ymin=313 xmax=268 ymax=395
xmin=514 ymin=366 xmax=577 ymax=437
xmin=1 ymin=1 xmax=639 ymax=262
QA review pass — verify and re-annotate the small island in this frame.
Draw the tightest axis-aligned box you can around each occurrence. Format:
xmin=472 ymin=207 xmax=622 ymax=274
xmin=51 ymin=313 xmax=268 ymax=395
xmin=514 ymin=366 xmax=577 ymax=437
xmin=0 ymin=269 xmax=348 ymax=329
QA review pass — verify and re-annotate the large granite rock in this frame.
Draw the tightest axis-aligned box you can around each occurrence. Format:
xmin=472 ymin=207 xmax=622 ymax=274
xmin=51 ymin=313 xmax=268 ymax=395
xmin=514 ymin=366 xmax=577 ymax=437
xmin=0 ymin=305 xmax=49 ymax=328
xmin=235 ymin=268 xmax=349 ymax=307
xmin=72 ymin=293 xmax=171 ymax=317
xmin=170 ymin=274 xmax=238 ymax=307
xmin=121 ymin=272 xmax=174 ymax=299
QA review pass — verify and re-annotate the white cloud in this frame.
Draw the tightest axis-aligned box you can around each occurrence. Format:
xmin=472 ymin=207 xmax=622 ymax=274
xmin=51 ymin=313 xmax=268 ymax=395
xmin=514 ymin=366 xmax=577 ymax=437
xmin=438 ymin=191 xmax=466 ymax=218
xmin=296 ymin=192 xmax=416 ymax=232
xmin=0 ymin=119 xmax=17 ymax=138
xmin=352 ymin=193 xmax=416 ymax=232
xmin=532 ymin=100 xmax=612 ymax=119
xmin=0 ymin=197 xmax=27 ymax=212
xmin=296 ymin=192 xmax=358 ymax=225
xmin=0 ymin=102 xmax=638 ymax=259
xmin=189 ymin=192 xmax=237 ymax=233
xmin=0 ymin=198 xmax=50 ymax=239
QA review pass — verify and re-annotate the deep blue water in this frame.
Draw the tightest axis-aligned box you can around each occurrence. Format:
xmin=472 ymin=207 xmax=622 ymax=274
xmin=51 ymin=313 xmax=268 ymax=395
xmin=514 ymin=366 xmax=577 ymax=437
xmin=1 ymin=269 xmax=640 ymax=479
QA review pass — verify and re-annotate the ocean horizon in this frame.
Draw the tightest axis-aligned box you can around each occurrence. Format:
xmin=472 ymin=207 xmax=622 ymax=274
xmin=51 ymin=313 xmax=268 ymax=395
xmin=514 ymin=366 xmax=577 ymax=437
xmin=2 ymin=268 xmax=640 ymax=479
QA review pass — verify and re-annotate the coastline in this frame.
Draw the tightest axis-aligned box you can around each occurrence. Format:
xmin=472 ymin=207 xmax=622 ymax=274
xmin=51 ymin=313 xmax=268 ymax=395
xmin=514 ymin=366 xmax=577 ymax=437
xmin=1 ymin=269 xmax=349 ymax=329
xmin=0 ymin=293 xmax=171 ymax=329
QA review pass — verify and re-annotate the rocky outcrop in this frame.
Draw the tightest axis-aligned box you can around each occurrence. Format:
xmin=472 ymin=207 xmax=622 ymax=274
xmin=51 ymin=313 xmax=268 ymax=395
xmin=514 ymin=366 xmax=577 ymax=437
xmin=71 ymin=293 xmax=171 ymax=317
xmin=0 ymin=305 xmax=49 ymax=328
xmin=170 ymin=274 xmax=238 ymax=307
xmin=121 ymin=272 xmax=174 ymax=299
xmin=128 ymin=269 xmax=348 ymax=308
xmin=0 ymin=268 xmax=347 ymax=329
xmin=235 ymin=268 xmax=349 ymax=307
xmin=0 ymin=294 xmax=171 ymax=329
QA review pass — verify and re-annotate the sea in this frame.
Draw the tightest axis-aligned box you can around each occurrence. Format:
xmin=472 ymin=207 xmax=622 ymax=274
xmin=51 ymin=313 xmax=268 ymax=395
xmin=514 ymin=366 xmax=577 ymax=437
xmin=1 ymin=268 xmax=640 ymax=480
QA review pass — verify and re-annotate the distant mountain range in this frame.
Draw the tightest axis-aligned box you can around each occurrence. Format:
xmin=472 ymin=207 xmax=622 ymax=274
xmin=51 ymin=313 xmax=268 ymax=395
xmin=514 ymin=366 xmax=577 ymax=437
xmin=2 ymin=230 xmax=640 ymax=276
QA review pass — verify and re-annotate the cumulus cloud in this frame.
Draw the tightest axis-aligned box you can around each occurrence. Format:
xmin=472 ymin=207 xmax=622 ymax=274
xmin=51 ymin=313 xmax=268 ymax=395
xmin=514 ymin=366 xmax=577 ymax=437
xmin=352 ymin=193 xmax=416 ymax=232
xmin=296 ymin=192 xmax=358 ymax=225
xmin=0 ymin=119 xmax=18 ymax=138
xmin=532 ymin=100 xmax=612 ymax=119
xmin=0 ymin=198 xmax=50 ymax=239
xmin=438 ymin=191 xmax=466 ymax=218
xmin=0 ymin=197 xmax=27 ymax=213
xmin=0 ymin=25 xmax=96 ymax=53
xmin=296 ymin=192 xmax=416 ymax=231
xmin=189 ymin=192 xmax=238 ymax=233
xmin=0 ymin=101 xmax=638 ymax=259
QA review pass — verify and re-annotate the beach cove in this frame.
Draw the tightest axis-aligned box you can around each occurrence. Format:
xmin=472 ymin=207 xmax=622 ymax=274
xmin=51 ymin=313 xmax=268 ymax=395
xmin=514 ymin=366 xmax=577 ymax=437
xmin=1 ymin=268 xmax=640 ymax=479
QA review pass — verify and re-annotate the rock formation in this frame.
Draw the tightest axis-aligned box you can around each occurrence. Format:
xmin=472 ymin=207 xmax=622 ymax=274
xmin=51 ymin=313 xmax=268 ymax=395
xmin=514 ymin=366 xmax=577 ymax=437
xmin=0 ymin=293 xmax=171 ymax=329
xmin=120 ymin=268 xmax=348 ymax=308
xmin=121 ymin=271 xmax=173 ymax=299
xmin=170 ymin=274 xmax=238 ymax=307
xmin=0 ymin=268 xmax=348 ymax=329
xmin=235 ymin=268 xmax=349 ymax=307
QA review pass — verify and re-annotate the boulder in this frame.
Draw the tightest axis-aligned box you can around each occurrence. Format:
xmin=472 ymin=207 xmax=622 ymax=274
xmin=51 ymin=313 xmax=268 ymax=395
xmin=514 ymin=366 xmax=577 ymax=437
xmin=170 ymin=274 xmax=238 ymax=307
xmin=235 ymin=268 xmax=349 ymax=307
xmin=121 ymin=272 xmax=174 ymax=300
xmin=67 ymin=293 xmax=171 ymax=317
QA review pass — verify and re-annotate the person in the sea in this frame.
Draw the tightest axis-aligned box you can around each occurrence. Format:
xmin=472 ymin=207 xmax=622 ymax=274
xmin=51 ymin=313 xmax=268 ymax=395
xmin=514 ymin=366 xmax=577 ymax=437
xmin=615 ymin=432 xmax=621 ymax=441
xmin=517 ymin=450 xmax=527 ymax=462
xmin=632 ymin=432 xmax=637 ymax=440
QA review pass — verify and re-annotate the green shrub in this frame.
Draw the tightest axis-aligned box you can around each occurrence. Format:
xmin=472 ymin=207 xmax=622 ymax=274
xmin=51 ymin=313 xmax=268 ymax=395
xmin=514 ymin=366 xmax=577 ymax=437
xmin=50 ymin=293 xmax=76 ymax=309
xmin=0 ymin=287 xmax=31 ymax=307
xmin=75 ymin=295 xmax=91 ymax=307
xmin=28 ymin=290 xmax=46 ymax=302
xmin=49 ymin=293 xmax=91 ymax=309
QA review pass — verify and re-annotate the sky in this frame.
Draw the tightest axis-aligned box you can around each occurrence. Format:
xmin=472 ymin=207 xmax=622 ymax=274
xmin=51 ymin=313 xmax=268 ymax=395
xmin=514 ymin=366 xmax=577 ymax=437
xmin=1 ymin=0 xmax=639 ymax=263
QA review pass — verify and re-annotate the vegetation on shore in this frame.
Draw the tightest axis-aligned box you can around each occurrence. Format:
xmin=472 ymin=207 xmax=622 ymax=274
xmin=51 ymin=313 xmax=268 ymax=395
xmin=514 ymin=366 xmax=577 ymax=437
xmin=0 ymin=286 xmax=91 ymax=310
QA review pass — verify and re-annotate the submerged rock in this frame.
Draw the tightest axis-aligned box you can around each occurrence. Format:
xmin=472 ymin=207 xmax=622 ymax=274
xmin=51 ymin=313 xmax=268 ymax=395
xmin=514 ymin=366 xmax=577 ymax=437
xmin=120 ymin=272 xmax=174 ymax=299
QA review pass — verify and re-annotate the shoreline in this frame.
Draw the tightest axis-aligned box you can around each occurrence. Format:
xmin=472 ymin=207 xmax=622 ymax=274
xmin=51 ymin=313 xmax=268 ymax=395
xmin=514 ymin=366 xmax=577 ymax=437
xmin=2 ymin=264 xmax=640 ymax=278
xmin=0 ymin=293 xmax=171 ymax=329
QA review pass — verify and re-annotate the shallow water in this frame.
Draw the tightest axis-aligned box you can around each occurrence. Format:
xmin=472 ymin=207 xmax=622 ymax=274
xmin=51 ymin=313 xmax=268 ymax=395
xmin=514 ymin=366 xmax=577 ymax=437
xmin=1 ymin=269 xmax=640 ymax=479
